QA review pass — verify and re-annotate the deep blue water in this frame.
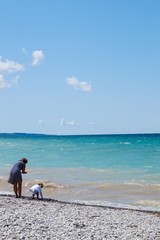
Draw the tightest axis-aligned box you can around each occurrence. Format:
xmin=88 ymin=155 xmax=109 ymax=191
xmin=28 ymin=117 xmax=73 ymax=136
xmin=0 ymin=133 xmax=160 ymax=169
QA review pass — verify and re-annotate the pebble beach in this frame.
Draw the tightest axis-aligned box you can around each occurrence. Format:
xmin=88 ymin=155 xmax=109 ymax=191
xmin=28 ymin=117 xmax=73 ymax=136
xmin=0 ymin=195 xmax=160 ymax=240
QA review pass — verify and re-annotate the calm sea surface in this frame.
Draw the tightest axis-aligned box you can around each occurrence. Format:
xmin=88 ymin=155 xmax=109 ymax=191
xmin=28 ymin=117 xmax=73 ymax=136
xmin=0 ymin=133 xmax=160 ymax=209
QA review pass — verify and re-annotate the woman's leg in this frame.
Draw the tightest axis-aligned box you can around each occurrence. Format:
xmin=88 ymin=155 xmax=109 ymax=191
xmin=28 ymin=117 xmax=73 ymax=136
xmin=13 ymin=183 xmax=18 ymax=198
xmin=17 ymin=182 xmax=22 ymax=198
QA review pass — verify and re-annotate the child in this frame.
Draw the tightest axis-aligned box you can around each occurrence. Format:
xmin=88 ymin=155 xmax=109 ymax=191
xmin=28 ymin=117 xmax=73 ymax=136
xmin=30 ymin=183 xmax=44 ymax=200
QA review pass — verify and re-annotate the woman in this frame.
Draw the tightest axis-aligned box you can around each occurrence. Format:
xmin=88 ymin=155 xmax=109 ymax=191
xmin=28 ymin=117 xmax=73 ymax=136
xmin=8 ymin=158 xmax=28 ymax=198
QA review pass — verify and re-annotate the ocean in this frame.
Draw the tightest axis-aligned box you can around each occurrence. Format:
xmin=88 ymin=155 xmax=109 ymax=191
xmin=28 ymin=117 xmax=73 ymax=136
xmin=0 ymin=133 xmax=160 ymax=209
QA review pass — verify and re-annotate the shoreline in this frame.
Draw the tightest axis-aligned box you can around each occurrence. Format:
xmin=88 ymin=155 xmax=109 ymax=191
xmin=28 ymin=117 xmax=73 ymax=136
xmin=0 ymin=194 xmax=160 ymax=239
xmin=1 ymin=173 xmax=160 ymax=210
xmin=1 ymin=193 xmax=160 ymax=215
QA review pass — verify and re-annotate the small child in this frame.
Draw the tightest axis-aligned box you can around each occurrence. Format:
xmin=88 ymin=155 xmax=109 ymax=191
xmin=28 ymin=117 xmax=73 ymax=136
xmin=30 ymin=182 xmax=44 ymax=200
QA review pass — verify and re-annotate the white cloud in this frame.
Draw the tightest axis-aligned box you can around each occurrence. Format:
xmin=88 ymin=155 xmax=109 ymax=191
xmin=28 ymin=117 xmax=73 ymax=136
xmin=0 ymin=75 xmax=10 ymax=90
xmin=66 ymin=76 xmax=92 ymax=92
xmin=66 ymin=120 xmax=77 ymax=126
xmin=0 ymin=74 xmax=20 ymax=90
xmin=0 ymin=60 xmax=24 ymax=73
xmin=0 ymin=57 xmax=23 ymax=90
xmin=60 ymin=118 xmax=78 ymax=127
xmin=32 ymin=50 xmax=44 ymax=66
xmin=60 ymin=118 xmax=65 ymax=126
xmin=12 ymin=76 xmax=19 ymax=86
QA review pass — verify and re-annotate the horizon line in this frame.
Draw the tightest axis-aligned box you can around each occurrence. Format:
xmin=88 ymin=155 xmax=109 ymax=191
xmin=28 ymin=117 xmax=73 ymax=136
xmin=0 ymin=132 xmax=160 ymax=137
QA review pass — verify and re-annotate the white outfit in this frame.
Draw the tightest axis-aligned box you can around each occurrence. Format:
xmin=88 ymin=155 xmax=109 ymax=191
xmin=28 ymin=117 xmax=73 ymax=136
xmin=30 ymin=184 xmax=43 ymax=199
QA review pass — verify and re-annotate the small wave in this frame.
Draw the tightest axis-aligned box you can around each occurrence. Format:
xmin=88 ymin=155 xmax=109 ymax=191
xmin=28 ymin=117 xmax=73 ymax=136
xmin=0 ymin=190 xmax=12 ymax=195
xmin=24 ymin=180 xmax=65 ymax=189
xmin=136 ymin=200 xmax=160 ymax=208
xmin=94 ymin=181 xmax=160 ymax=191
xmin=124 ymin=182 xmax=144 ymax=186
xmin=44 ymin=182 xmax=64 ymax=189
xmin=124 ymin=181 xmax=160 ymax=188
xmin=0 ymin=176 xmax=8 ymax=182
xmin=144 ymin=165 xmax=153 ymax=168
xmin=91 ymin=168 xmax=106 ymax=172
xmin=120 ymin=142 xmax=131 ymax=145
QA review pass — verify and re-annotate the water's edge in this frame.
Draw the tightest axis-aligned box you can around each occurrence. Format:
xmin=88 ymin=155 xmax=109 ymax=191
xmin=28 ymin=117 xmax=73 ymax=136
xmin=1 ymin=193 xmax=160 ymax=215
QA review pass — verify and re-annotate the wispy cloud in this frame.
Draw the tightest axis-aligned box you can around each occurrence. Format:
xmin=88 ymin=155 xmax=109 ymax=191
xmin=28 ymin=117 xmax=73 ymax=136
xmin=0 ymin=75 xmax=10 ymax=90
xmin=0 ymin=75 xmax=20 ymax=90
xmin=66 ymin=76 xmax=92 ymax=92
xmin=0 ymin=57 xmax=24 ymax=90
xmin=60 ymin=118 xmax=78 ymax=127
xmin=66 ymin=120 xmax=77 ymax=126
xmin=60 ymin=118 xmax=65 ymax=126
xmin=22 ymin=48 xmax=28 ymax=55
xmin=38 ymin=119 xmax=45 ymax=127
xmin=0 ymin=60 xmax=24 ymax=73
xmin=32 ymin=50 xmax=44 ymax=66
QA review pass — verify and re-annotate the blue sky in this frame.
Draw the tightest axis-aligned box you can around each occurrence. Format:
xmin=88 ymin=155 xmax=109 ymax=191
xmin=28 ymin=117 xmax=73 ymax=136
xmin=0 ymin=0 xmax=159 ymax=135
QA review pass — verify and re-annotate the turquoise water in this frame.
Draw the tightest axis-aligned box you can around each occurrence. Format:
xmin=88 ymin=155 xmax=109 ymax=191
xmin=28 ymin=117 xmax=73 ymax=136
xmin=0 ymin=133 xmax=160 ymax=208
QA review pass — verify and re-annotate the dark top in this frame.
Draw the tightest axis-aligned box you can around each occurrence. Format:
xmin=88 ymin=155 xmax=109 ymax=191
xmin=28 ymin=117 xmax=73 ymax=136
xmin=8 ymin=161 xmax=25 ymax=184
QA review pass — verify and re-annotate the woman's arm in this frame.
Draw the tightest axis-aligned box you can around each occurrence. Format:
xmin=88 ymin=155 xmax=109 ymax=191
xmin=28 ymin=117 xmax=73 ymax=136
xmin=22 ymin=164 xmax=27 ymax=174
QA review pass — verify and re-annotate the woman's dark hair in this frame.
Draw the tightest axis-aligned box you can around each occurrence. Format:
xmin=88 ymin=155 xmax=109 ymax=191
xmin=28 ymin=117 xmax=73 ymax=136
xmin=21 ymin=158 xmax=28 ymax=164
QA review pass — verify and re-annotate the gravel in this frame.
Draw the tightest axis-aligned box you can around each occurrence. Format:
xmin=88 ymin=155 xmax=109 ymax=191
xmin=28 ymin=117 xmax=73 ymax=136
xmin=0 ymin=195 xmax=160 ymax=240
